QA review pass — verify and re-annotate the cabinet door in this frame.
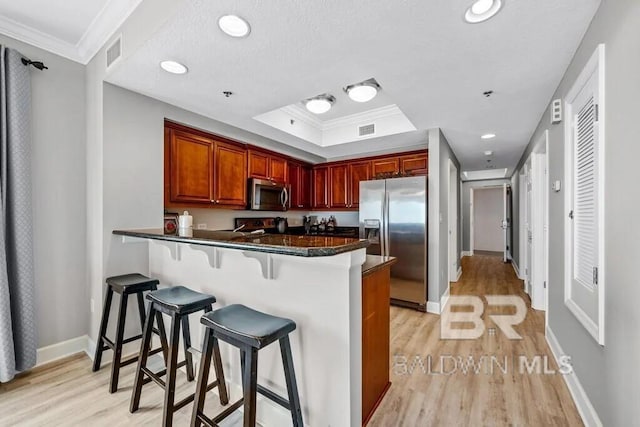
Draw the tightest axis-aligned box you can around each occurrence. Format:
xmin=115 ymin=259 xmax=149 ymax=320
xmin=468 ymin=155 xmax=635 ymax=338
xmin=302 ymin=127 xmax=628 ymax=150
xmin=348 ymin=161 xmax=371 ymax=209
xmin=288 ymin=162 xmax=303 ymax=209
xmin=248 ymin=150 xmax=270 ymax=180
xmin=312 ymin=167 xmax=329 ymax=209
xmin=329 ymin=164 xmax=349 ymax=208
xmin=300 ymin=165 xmax=312 ymax=209
xmin=371 ymin=157 xmax=400 ymax=177
xmin=270 ymin=156 xmax=287 ymax=183
xmin=400 ymin=152 xmax=428 ymax=175
xmin=214 ymin=141 xmax=247 ymax=207
xmin=170 ymin=130 xmax=214 ymax=204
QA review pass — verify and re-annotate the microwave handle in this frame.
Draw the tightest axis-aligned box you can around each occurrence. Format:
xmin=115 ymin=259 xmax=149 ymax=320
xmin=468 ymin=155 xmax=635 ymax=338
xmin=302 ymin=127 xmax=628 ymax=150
xmin=282 ymin=187 xmax=289 ymax=209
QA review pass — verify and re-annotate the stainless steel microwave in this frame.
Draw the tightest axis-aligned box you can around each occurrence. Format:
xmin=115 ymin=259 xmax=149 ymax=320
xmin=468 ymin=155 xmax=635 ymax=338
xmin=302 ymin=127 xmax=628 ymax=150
xmin=249 ymin=178 xmax=290 ymax=211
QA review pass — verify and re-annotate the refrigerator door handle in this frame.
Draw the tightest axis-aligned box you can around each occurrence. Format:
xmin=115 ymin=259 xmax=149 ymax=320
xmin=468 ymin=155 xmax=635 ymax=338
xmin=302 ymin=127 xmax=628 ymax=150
xmin=384 ymin=190 xmax=390 ymax=257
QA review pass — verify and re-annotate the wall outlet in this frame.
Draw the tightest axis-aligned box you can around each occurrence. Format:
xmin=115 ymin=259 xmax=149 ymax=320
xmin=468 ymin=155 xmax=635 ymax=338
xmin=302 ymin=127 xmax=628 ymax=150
xmin=197 ymin=223 xmax=207 ymax=229
xmin=90 ymin=298 xmax=95 ymax=313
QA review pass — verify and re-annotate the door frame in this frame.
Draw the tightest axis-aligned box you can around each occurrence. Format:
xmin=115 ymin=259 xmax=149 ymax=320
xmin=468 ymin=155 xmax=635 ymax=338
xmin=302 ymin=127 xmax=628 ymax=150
xmin=448 ymin=160 xmax=459 ymax=282
xmin=470 ymin=185 xmax=505 ymax=255
xmin=518 ymin=169 xmax=527 ymax=285
xmin=530 ymin=130 xmax=549 ymax=313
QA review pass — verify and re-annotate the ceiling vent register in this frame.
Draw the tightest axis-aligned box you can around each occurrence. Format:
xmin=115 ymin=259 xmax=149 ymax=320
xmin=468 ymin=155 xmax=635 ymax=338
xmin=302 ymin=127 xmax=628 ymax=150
xmin=106 ymin=36 xmax=122 ymax=69
xmin=358 ymin=123 xmax=376 ymax=137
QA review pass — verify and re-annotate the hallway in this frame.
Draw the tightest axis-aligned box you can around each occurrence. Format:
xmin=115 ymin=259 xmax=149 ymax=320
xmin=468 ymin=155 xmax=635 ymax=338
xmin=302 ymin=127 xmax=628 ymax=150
xmin=369 ymin=255 xmax=582 ymax=426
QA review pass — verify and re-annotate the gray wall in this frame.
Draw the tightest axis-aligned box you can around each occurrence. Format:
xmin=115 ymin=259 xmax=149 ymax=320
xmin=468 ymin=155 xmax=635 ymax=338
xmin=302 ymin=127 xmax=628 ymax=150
xmin=0 ymin=35 xmax=87 ymax=348
xmin=427 ymin=129 xmax=461 ymax=305
xmin=461 ymin=179 xmax=510 ymax=253
xmin=511 ymin=0 xmax=640 ymax=423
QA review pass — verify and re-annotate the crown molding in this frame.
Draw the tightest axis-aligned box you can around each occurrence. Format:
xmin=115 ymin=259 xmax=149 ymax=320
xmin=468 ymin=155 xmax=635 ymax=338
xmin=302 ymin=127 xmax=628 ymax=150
xmin=0 ymin=0 xmax=141 ymax=64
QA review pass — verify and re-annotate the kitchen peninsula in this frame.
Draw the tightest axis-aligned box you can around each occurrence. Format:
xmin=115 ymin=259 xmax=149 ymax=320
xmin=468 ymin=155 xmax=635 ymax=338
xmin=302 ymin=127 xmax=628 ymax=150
xmin=113 ymin=228 xmax=394 ymax=426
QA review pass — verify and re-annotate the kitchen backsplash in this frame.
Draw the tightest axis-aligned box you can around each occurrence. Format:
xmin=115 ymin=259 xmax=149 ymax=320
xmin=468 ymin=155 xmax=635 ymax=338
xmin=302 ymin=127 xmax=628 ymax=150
xmin=169 ymin=208 xmax=359 ymax=230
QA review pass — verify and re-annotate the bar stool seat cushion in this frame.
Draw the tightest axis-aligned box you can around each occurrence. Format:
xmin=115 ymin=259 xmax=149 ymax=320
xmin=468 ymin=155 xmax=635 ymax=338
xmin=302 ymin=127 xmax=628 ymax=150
xmin=147 ymin=286 xmax=217 ymax=314
xmin=201 ymin=304 xmax=296 ymax=349
xmin=106 ymin=273 xmax=159 ymax=295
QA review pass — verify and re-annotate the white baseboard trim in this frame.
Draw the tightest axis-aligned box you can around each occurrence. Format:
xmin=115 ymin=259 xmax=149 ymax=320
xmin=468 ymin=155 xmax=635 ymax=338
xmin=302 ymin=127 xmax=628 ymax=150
xmin=426 ymin=301 xmax=440 ymax=314
xmin=36 ymin=335 xmax=91 ymax=367
xmin=511 ymin=260 xmax=523 ymax=280
xmin=455 ymin=266 xmax=462 ymax=282
xmin=440 ymin=286 xmax=450 ymax=314
xmin=545 ymin=326 xmax=603 ymax=427
xmin=461 ymin=250 xmax=473 ymax=257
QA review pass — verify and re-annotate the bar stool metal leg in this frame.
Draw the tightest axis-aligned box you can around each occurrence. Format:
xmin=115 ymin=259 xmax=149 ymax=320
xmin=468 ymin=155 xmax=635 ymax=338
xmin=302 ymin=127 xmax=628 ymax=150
xmin=92 ymin=286 xmax=113 ymax=372
xmin=280 ymin=336 xmax=304 ymax=426
xmin=110 ymin=292 xmax=129 ymax=393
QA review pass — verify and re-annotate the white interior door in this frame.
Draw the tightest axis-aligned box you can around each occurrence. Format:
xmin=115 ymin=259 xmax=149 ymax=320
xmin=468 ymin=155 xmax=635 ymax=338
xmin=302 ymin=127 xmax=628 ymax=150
xmin=502 ymin=184 xmax=510 ymax=262
xmin=525 ymin=164 xmax=533 ymax=294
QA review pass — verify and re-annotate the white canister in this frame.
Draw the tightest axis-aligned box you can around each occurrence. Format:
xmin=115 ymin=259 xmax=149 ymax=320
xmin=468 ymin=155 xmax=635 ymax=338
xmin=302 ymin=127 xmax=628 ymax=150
xmin=178 ymin=211 xmax=193 ymax=229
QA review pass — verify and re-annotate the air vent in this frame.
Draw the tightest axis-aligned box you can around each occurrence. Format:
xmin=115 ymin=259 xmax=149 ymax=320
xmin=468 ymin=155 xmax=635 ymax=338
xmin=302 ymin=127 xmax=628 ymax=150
xmin=358 ymin=123 xmax=376 ymax=137
xmin=106 ymin=36 xmax=122 ymax=69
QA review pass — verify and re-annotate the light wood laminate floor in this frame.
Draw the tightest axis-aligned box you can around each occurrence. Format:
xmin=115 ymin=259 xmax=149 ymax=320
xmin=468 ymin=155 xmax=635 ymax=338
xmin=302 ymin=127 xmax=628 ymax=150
xmin=368 ymin=255 xmax=582 ymax=426
xmin=0 ymin=256 xmax=581 ymax=426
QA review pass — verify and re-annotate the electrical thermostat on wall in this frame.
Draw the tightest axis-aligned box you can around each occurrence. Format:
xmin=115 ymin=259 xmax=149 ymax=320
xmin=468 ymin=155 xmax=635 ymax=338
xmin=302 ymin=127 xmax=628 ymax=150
xmin=553 ymin=180 xmax=562 ymax=192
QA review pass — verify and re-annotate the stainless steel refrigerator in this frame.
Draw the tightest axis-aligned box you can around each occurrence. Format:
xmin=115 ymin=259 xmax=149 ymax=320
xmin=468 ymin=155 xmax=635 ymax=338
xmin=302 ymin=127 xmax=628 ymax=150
xmin=359 ymin=176 xmax=427 ymax=311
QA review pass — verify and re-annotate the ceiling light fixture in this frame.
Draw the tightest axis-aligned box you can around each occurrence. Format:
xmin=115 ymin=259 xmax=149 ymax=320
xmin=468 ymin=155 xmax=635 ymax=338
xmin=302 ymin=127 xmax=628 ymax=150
xmin=304 ymin=94 xmax=336 ymax=114
xmin=481 ymin=133 xmax=496 ymax=140
xmin=218 ymin=15 xmax=251 ymax=38
xmin=484 ymin=150 xmax=493 ymax=156
xmin=160 ymin=60 xmax=188 ymax=74
xmin=344 ymin=78 xmax=381 ymax=103
xmin=464 ymin=0 xmax=503 ymax=23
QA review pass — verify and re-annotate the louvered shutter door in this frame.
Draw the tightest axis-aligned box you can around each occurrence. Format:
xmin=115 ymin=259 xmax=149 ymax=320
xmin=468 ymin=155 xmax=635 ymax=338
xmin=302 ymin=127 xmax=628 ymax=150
xmin=572 ymin=92 xmax=599 ymax=290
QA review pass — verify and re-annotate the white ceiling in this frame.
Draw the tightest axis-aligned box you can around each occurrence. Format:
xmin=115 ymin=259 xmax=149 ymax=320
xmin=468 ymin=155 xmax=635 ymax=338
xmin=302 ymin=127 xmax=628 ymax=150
xmin=18 ymin=0 xmax=591 ymax=172
xmin=0 ymin=0 xmax=141 ymax=63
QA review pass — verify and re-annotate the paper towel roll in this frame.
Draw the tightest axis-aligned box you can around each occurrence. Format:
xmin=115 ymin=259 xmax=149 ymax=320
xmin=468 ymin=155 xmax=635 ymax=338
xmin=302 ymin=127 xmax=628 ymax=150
xmin=178 ymin=211 xmax=193 ymax=229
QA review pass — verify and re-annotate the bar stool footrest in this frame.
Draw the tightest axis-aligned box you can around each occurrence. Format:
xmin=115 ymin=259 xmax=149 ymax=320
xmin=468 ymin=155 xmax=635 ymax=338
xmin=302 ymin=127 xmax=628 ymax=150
xmin=257 ymin=384 xmax=292 ymax=410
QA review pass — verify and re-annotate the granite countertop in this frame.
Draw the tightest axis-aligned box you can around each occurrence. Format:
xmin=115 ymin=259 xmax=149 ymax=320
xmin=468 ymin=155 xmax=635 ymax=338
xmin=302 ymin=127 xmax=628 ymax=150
xmin=362 ymin=255 xmax=397 ymax=276
xmin=113 ymin=228 xmax=369 ymax=257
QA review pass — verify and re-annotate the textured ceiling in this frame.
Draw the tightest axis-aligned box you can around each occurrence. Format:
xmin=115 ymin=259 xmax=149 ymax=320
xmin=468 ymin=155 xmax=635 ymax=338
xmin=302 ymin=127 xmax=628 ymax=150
xmin=106 ymin=0 xmax=600 ymax=171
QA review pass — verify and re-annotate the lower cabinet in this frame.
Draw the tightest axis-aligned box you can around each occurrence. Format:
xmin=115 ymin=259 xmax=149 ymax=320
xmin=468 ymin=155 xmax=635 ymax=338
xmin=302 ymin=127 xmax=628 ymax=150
xmin=362 ymin=264 xmax=391 ymax=425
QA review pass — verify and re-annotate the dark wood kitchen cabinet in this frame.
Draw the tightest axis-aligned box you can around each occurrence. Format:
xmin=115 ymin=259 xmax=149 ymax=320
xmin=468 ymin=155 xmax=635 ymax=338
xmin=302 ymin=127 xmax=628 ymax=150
xmin=165 ymin=122 xmax=247 ymax=208
xmin=327 ymin=161 xmax=371 ymax=209
xmin=312 ymin=166 xmax=329 ymax=209
xmin=348 ymin=161 xmax=371 ymax=209
xmin=329 ymin=164 xmax=349 ymax=208
xmin=168 ymin=129 xmax=215 ymax=204
xmin=288 ymin=161 xmax=312 ymax=209
xmin=214 ymin=141 xmax=248 ymax=207
xmin=371 ymin=157 xmax=400 ymax=176
xmin=400 ymin=152 xmax=428 ymax=175
xmin=248 ymin=149 xmax=287 ymax=183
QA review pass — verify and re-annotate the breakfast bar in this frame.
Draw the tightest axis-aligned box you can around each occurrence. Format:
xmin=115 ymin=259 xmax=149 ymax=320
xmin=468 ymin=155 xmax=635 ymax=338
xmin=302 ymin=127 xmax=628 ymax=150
xmin=113 ymin=228 xmax=392 ymax=427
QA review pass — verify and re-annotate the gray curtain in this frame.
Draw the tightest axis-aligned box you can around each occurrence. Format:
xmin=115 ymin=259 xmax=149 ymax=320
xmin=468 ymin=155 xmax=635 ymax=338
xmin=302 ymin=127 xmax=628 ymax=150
xmin=0 ymin=46 xmax=36 ymax=383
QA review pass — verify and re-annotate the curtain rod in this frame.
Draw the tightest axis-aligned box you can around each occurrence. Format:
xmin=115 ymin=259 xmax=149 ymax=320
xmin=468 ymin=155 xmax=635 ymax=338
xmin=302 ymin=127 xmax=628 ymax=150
xmin=21 ymin=58 xmax=48 ymax=71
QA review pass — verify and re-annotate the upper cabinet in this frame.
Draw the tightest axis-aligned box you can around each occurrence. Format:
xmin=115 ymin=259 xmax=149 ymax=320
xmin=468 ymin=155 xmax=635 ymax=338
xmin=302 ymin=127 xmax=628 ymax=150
xmin=348 ymin=161 xmax=372 ymax=209
xmin=371 ymin=157 xmax=400 ymax=176
xmin=248 ymin=149 xmax=287 ymax=183
xmin=400 ymin=152 xmax=428 ymax=175
xmin=214 ymin=141 xmax=248 ymax=207
xmin=165 ymin=123 xmax=248 ymax=208
xmin=288 ymin=161 xmax=312 ymax=210
xmin=312 ymin=166 xmax=329 ymax=209
xmin=168 ymin=129 xmax=215 ymax=204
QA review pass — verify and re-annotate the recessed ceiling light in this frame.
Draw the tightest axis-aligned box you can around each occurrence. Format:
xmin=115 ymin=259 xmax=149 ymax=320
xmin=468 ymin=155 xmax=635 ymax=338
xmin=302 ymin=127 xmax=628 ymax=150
xmin=481 ymin=133 xmax=496 ymax=140
xmin=305 ymin=94 xmax=335 ymax=114
xmin=160 ymin=60 xmax=188 ymax=74
xmin=345 ymin=79 xmax=381 ymax=103
xmin=464 ymin=0 xmax=503 ymax=23
xmin=218 ymin=15 xmax=251 ymax=38
xmin=484 ymin=150 xmax=493 ymax=156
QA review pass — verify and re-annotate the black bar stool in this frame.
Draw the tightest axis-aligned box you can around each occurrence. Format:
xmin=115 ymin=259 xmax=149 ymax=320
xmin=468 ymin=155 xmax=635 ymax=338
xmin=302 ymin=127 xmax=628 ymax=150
xmin=92 ymin=273 xmax=169 ymax=393
xmin=130 ymin=286 xmax=229 ymax=427
xmin=191 ymin=304 xmax=303 ymax=427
